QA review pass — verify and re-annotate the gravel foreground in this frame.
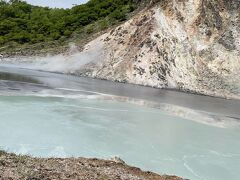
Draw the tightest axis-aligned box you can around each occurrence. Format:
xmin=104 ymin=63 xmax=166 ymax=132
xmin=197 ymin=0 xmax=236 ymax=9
xmin=0 ymin=151 xmax=183 ymax=180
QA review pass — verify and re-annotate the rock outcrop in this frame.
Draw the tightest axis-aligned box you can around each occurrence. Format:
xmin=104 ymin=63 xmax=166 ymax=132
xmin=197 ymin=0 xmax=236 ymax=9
xmin=79 ymin=0 xmax=240 ymax=99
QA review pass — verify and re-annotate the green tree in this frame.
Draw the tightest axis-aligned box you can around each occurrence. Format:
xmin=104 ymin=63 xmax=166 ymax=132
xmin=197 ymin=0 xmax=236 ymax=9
xmin=0 ymin=0 xmax=139 ymax=48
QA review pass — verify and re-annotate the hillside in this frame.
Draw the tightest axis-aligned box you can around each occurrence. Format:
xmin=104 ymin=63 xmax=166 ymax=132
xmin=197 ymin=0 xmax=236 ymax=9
xmin=0 ymin=0 xmax=239 ymax=99
xmin=78 ymin=0 xmax=240 ymax=99
xmin=0 ymin=0 xmax=145 ymax=56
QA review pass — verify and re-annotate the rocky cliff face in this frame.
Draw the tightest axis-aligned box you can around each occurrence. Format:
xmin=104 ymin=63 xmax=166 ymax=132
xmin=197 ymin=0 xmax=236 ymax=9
xmin=79 ymin=0 xmax=240 ymax=99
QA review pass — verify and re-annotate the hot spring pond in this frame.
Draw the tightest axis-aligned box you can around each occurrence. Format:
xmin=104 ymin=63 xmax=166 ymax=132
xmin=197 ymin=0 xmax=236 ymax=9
xmin=0 ymin=95 xmax=240 ymax=180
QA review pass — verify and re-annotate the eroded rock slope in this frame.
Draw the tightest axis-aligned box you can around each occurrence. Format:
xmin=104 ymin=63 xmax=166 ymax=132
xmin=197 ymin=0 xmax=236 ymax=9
xmin=79 ymin=0 xmax=240 ymax=99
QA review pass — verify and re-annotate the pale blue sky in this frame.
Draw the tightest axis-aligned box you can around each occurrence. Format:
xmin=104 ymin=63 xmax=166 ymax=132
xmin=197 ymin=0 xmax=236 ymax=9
xmin=25 ymin=0 xmax=88 ymax=8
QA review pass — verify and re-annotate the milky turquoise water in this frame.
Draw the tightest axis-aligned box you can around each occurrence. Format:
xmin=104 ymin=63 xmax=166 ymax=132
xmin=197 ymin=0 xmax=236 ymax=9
xmin=0 ymin=95 xmax=240 ymax=180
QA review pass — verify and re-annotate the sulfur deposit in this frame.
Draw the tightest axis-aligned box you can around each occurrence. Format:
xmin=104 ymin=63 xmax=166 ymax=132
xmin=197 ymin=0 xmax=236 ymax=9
xmin=79 ymin=0 xmax=240 ymax=99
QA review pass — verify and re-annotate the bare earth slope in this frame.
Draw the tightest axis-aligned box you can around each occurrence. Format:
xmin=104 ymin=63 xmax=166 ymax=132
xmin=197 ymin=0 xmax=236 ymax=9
xmin=79 ymin=0 xmax=240 ymax=99
xmin=0 ymin=151 xmax=182 ymax=180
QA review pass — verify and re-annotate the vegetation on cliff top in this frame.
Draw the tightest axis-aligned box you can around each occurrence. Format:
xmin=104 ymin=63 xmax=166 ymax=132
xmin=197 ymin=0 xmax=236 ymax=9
xmin=0 ymin=0 xmax=142 ymax=53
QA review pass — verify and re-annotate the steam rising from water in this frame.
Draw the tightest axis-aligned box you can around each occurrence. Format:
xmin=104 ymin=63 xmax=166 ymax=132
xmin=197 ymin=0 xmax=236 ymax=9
xmin=9 ymin=42 xmax=103 ymax=73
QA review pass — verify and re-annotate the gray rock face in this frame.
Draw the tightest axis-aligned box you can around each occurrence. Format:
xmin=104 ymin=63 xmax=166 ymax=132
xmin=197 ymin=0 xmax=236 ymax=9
xmin=79 ymin=0 xmax=240 ymax=99
xmin=218 ymin=31 xmax=236 ymax=50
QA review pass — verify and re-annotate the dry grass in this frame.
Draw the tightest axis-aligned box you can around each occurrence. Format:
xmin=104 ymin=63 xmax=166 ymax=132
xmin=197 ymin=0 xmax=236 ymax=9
xmin=0 ymin=151 xmax=183 ymax=180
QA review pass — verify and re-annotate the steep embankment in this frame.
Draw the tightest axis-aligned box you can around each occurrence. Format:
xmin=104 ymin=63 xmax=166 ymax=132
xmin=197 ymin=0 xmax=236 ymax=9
xmin=79 ymin=0 xmax=240 ymax=99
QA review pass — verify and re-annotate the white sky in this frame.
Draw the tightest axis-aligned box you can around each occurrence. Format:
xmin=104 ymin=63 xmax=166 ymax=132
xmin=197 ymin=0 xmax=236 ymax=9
xmin=25 ymin=0 xmax=88 ymax=8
